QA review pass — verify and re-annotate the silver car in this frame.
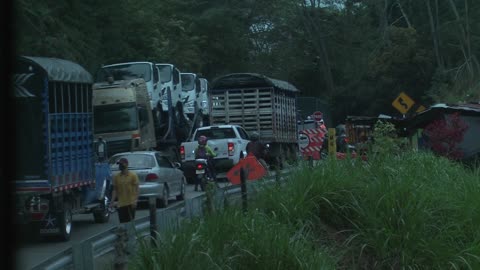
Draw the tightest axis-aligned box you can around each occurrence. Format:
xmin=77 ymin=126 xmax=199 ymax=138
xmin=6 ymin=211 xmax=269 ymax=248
xmin=109 ymin=151 xmax=186 ymax=208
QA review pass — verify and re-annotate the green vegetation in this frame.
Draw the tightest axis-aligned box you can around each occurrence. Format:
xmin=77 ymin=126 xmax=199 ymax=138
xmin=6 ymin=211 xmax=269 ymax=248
xmin=131 ymin=141 xmax=480 ymax=269
xmin=14 ymin=1 xmax=480 ymax=122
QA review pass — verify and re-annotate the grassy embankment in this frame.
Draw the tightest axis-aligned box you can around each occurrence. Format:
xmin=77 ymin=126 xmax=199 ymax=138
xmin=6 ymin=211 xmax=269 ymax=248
xmin=130 ymin=150 xmax=480 ymax=269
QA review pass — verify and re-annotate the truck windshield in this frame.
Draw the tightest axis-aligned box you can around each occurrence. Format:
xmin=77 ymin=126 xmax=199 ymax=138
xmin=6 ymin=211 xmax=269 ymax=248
xmin=181 ymin=74 xmax=195 ymax=92
xmin=95 ymin=63 xmax=151 ymax=83
xmin=194 ymin=128 xmax=236 ymax=140
xmin=157 ymin=65 xmax=172 ymax=83
xmin=94 ymin=103 xmax=139 ymax=133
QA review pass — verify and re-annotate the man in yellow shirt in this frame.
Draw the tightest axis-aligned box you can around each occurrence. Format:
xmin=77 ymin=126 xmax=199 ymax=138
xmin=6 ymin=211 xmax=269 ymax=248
xmin=110 ymin=157 xmax=139 ymax=259
xmin=110 ymin=157 xmax=140 ymax=222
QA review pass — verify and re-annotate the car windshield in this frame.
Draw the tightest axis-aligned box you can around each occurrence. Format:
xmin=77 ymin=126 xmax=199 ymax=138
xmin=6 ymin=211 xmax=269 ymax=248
xmin=109 ymin=154 xmax=156 ymax=169
xmin=194 ymin=128 xmax=236 ymax=140
xmin=157 ymin=65 xmax=172 ymax=83
xmin=95 ymin=63 xmax=151 ymax=83
xmin=181 ymin=74 xmax=194 ymax=91
xmin=94 ymin=102 xmax=138 ymax=133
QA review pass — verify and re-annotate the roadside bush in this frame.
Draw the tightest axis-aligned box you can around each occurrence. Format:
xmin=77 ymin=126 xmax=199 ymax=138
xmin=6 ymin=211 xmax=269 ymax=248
xmin=314 ymin=151 xmax=480 ymax=269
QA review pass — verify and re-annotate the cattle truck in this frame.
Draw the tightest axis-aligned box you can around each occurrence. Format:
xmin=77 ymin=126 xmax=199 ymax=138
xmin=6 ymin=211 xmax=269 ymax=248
xmin=210 ymin=73 xmax=299 ymax=168
xmin=14 ymin=56 xmax=112 ymax=241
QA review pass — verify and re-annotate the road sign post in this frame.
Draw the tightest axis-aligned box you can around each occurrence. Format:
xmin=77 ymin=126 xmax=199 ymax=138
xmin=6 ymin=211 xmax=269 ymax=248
xmin=328 ymin=128 xmax=336 ymax=155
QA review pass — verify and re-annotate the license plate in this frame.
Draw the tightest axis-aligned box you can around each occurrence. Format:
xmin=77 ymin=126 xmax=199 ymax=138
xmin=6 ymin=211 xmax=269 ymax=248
xmin=196 ymin=169 xmax=205 ymax=174
xmin=40 ymin=228 xmax=60 ymax=234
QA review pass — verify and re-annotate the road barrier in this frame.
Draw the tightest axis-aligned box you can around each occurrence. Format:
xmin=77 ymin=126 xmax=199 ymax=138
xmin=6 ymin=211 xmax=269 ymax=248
xmin=31 ymin=170 xmax=291 ymax=270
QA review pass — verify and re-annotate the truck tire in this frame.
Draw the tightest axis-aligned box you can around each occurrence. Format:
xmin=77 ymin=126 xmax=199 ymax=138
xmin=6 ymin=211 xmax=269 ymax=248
xmin=58 ymin=204 xmax=72 ymax=241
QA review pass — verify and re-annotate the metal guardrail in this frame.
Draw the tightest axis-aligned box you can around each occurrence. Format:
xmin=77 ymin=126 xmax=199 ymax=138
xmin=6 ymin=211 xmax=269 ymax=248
xmin=31 ymin=171 xmax=291 ymax=270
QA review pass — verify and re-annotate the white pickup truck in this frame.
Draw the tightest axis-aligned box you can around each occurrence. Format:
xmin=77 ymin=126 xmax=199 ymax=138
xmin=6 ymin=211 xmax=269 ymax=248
xmin=180 ymin=125 xmax=250 ymax=182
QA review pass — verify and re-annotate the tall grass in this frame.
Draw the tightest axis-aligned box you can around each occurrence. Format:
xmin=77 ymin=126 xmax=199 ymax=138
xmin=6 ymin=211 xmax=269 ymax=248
xmin=131 ymin=207 xmax=335 ymax=270
xmin=261 ymin=151 xmax=480 ymax=269
xmin=132 ymin=150 xmax=480 ymax=269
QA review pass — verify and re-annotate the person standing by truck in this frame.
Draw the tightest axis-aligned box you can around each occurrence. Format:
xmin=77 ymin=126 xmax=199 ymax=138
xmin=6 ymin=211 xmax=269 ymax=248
xmin=246 ymin=132 xmax=269 ymax=171
xmin=110 ymin=157 xmax=139 ymax=255
xmin=111 ymin=157 xmax=139 ymax=222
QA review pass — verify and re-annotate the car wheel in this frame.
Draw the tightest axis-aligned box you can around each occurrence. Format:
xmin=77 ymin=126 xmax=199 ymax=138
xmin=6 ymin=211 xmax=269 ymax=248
xmin=176 ymin=177 xmax=186 ymax=201
xmin=157 ymin=186 xmax=169 ymax=208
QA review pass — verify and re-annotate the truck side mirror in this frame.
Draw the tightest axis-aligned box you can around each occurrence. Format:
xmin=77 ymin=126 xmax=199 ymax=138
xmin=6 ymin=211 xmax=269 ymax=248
xmin=96 ymin=138 xmax=108 ymax=162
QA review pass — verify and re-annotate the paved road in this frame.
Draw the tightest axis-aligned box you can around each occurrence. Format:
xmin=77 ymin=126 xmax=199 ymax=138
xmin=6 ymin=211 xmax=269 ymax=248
xmin=15 ymin=182 xmax=226 ymax=270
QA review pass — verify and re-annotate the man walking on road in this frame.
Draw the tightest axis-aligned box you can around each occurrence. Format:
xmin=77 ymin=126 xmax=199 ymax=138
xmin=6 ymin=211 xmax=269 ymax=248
xmin=111 ymin=157 xmax=139 ymax=224
xmin=110 ymin=157 xmax=139 ymax=261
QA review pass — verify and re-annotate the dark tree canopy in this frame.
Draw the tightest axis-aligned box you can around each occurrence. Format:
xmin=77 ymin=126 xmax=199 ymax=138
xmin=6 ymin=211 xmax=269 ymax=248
xmin=13 ymin=0 xmax=480 ymax=123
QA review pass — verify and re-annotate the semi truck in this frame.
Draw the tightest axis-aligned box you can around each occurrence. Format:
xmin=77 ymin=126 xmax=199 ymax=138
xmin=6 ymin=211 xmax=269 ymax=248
xmin=94 ymin=62 xmax=192 ymax=160
xmin=14 ymin=56 xmax=112 ymax=241
xmin=92 ymin=78 xmax=157 ymax=156
xmin=210 ymin=73 xmax=299 ymax=168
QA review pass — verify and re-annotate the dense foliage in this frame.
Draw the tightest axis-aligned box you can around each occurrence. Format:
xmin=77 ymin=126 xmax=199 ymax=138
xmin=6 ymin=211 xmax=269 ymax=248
xmin=131 ymin=149 xmax=480 ymax=269
xmin=13 ymin=0 xmax=480 ymax=122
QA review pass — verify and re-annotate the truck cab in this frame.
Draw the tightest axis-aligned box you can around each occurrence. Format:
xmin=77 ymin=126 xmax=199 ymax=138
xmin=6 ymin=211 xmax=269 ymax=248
xmin=180 ymin=72 xmax=200 ymax=120
xmin=156 ymin=63 xmax=182 ymax=111
xmin=93 ymin=78 xmax=157 ymax=156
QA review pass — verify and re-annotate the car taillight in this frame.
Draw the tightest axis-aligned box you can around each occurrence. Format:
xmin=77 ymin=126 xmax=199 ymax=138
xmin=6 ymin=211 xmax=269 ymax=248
xmin=180 ymin=146 xmax=185 ymax=159
xmin=146 ymin=173 xmax=159 ymax=182
xmin=228 ymin=142 xmax=234 ymax=156
xmin=196 ymin=163 xmax=204 ymax=170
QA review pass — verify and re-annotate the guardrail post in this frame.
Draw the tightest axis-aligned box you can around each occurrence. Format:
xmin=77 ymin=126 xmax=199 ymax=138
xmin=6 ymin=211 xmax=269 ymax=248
xmin=114 ymin=226 xmax=128 ymax=270
xmin=72 ymin=243 xmax=85 ymax=270
xmin=240 ymin=168 xmax=247 ymax=212
xmin=308 ymin=155 xmax=313 ymax=168
xmin=275 ymin=166 xmax=280 ymax=183
xmin=149 ymin=197 xmax=157 ymax=247
xmin=185 ymin=198 xmax=193 ymax=220
xmin=82 ymin=241 xmax=95 ymax=270
xmin=205 ymin=180 xmax=215 ymax=214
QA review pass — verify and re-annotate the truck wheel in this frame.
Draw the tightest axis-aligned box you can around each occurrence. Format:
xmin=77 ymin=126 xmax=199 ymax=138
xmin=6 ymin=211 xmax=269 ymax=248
xmin=58 ymin=205 xmax=72 ymax=241
xmin=157 ymin=186 xmax=169 ymax=208
xmin=93 ymin=196 xmax=110 ymax=223
xmin=176 ymin=177 xmax=186 ymax=201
